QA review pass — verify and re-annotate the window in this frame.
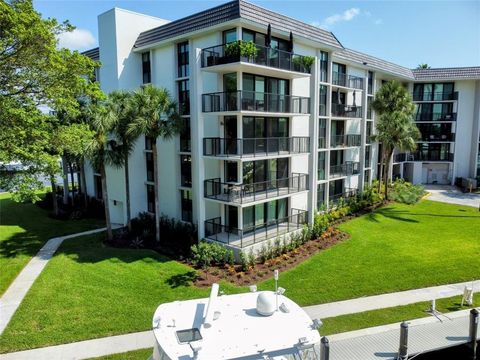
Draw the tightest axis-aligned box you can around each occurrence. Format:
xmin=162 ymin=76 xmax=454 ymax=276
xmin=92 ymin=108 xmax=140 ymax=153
xmin=146 ymin=152 xmax=154 ymax=182
xmin=320 ymin=51 xmax=328 ymax=83
xmin=332 ymin=63 xmax=346 ymax=86
xmin=142 ymin=52 xmax=151 ymax=84
xmin=94 ymin=174 xmax=102 ymax=200
xmin=318 ymin=119 xmax=326 ymax=148
xmin=223 ymin=28 xmax=237 ymax=44
xmin=318 ymin=151 xmax=325 ymax=180
xmin=319 ymin=85 xmax=327 ymax=116
xmin=242 ymin=198 xmax=288 ymax=230
xmin=367 ymin=71 xmax=374 ymax=94
xmin=180 ymin=118 xmax=191 ymax=152
xmin=180 ymin=155 xmax=192 ymax=187
xmin=177 ymin=42 xmax=189 ymax=78
xmin=367 ymin=97 xmax=373 ymax=119
xmin=366 ymin=121 xmax=372 ymax=143
xmin=365 ymin=145 xmax=371 ymax=168
xmin=225 ymin=161 xmax=238 ymax=182
xmin=413 ymin=83 xmax=454 ymax=101
xmin=364 ymin=170 xmax=370 ymax=188
xmin=147 ymin=184 xmax=155 ymax=213
xmin=317 ymin=183 xmax=325 ymax=210
xmin=145 ymin=136 xmax=153 ymax=150
xmin=178 ymin=80 xmax=190 ymax=115
xmin=181 ymin=190 xmax=193 ymax=222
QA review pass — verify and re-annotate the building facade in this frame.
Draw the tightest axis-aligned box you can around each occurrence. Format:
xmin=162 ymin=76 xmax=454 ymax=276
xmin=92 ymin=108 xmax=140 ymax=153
xmin=82 ymin=1 xmax=480 ymax=252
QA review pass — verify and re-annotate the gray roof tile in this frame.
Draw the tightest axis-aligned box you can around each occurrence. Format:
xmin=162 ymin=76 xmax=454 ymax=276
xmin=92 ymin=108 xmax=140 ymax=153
xmin=412 ymin=67 xmax=480 ymax=81
xmin=134 ymin=0 xmax=342 ymax=50
xmin=333 ymin=48 xmax=414 ymax=80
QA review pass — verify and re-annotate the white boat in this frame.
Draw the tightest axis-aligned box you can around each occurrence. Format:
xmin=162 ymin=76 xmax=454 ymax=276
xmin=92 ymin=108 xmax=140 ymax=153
xmin=151 ymin=283 xmax=321 ymax=359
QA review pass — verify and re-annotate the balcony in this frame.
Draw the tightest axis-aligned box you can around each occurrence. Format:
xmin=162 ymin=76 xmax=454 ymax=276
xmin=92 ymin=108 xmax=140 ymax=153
xmin=204 ymin=209 xmax=308 ymax=248
xmin=330 ymin=134 xmax=361 ymax=148
xmin=329 ymin=162 xmax=360 ymax=178
xmin=203 ymin=137 xmax=310 ymax=158
xmin=408 ymin=152 xmax=454 ymax=162
xmin=332 ymin=72 xmax=364 ymax=90
xmin=200 ymin=42 xmax=311 ymax=74
xmin=331 ymin=104 xmax=363 ymax=118
xmin=412 ymin=92 xmax=458 ymax=102
xmin=415 ymin=112 xmax=457 ymax=122
xmin=419 ymin=133 xmax=455 ymax=142
xmin=394 ymin=153 xmax=407 ymax=163
xmin=202 ymin=91 xmax=310 ymax=114
xmin=204 ymin=173 xmax=308 ymax=204
xmin=329 ymin=188 xmax=358 ymax=205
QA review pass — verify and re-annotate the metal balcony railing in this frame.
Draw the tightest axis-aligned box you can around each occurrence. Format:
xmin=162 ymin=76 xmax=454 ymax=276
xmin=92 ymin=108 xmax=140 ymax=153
xmin=331 ymin=104 xmax=363 ymax=118
xmin=408 ymin=152 xmax=454 ymax=162
xmin=329 ymin=162 xmax=360 ymax=178
xmin=200 ymin=42 xmax=312 ymax=74
xmin=203 ymin=137 xmax=310 ymax=157
xmin=412 ymin=91 xmax=458 ymax=101
xmin=419 ymin=133 xmax=455 ymax=142
xmin=329 ymin=188 xmax=358 ymax=205
xmin=414 ymin=112 xmax=457 ymax=121
xmin=204 ymin=173 xmax=309 ymax=204
xmin=332 ymin=72 xmax=364 ymax=90
xmin=330 ymin=134 xmax=361 ymax=148
xmin=202 ymin=90 xmax=310 ymax=114
xmin=204 ymin=209 xmax=308 ymax=248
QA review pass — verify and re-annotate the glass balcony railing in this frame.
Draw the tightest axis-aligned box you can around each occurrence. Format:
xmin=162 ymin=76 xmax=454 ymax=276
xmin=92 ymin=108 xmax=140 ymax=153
xmin=200 ymin=42 xmax=312 ymax=74
xmin=204 ymin=173 xmax=308 ymax=204
xmin=202 ymin=91 xmax=310 ymax=114
xmin=330 ymin=134 xmax=361 ymax=148
xmin=329 ymin=162 xmax=360 ymax=178
xmin=203 ymin=137 xmax=310 ymax=157
xmin=331 ymin=104 xmax=363 ymax=118
xmin=332 ymin=72 xmax=364 ymax=90
xmin=204 ymin=209 xmax=308 ymax=248
xmin=329 ymin=188 xmax=358 ymax=205
xmin=412 ymin=92 xmax=458 ymax=102
xmin=415 ymin=112 xmax=457 ymax=121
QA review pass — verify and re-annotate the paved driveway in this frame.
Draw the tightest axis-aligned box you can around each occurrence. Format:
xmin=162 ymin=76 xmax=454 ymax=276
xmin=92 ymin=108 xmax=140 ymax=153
xmin=425 ymin=185 xmax=480 ymax=208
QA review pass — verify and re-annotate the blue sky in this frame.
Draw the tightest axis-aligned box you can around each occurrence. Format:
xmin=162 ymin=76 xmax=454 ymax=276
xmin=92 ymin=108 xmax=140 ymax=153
xmin=36 ymin=0 xmax=480 ymax=68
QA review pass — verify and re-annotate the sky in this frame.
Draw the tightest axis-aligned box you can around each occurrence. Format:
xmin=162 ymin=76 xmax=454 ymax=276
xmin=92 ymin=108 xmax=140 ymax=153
xmin=36 ymin=0 xmax=480 ymax=69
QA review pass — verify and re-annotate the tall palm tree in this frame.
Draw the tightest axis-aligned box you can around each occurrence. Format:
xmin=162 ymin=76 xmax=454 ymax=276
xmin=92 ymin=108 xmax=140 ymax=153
xmin=107 ymin=91 xmax=137 ymax=231
xmin=127 ymin=85 xmax=182 ymax=243
xmin=87 ymin=103 xmax=116 ymax=241
xmin=372 ymin=81 xmax=420 ymax=200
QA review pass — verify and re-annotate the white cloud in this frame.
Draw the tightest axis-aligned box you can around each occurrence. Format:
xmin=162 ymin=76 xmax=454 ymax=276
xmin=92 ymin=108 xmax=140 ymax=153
xmin=321 ymin=8 xmax=360 ymax=28
xmin=57 ymin=28 xmax=96 ymax=51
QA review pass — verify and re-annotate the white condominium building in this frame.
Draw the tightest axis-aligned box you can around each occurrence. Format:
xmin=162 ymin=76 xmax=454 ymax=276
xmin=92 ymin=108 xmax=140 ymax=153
xmin=81 ymin=0 xmax=480 ymax=250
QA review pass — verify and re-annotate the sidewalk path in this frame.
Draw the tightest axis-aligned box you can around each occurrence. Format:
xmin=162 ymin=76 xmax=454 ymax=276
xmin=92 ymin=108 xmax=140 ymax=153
xmin=2 ymin=280 xmax=478 ymax=359
xmin=0 ymin=228 xmax=108 ymax=335
xmin=424 ymin=185 xmax=480 ymax=208
xmin=303 ymin=280 xmax=480 ymax=319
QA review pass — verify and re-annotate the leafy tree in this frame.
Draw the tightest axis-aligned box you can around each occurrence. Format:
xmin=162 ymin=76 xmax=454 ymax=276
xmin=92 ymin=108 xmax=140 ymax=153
xmin=127 ymin=85 xmax=182 ymax=243
xmin=416 ymin=64 xmax=431 ymax=69
xmin=371 ymin=81 xmax=420 ymax=200
xmin=87 ymin=103 xmax=115 ymax=241
xmin=107 ymin=91 xmax=137 ymax=231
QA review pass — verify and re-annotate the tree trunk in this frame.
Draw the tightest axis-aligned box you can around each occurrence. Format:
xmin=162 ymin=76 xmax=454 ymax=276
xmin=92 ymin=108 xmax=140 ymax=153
xmin=50 ymin=175 xmax=59 ymax=217
xmin=80 ymin=160 xmax=88 ymax=210
xmin=100 ymin=163 xmax=113 ymax=241
xmin=61 ymin=156 xmax=69 ymax=205
xmin=152 ymin=140 xmax=161 ymax=243
xmin=384 ymin=150 xmax=393 ymax=200
xmin=378 ymin=149 xmax=384 ymax=194
xmin=69 ymin=162 xmax=75 ymax=207
xmin=124 ymin=152 xmax=132 ymax=232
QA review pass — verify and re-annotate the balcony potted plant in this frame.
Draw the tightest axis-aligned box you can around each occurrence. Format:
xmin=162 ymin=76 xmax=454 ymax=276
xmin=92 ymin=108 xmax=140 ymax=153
xmin=224 ymin=40 xmax=258 ymax=64
xmin=292 ymin=55 xmax=315 ymax=73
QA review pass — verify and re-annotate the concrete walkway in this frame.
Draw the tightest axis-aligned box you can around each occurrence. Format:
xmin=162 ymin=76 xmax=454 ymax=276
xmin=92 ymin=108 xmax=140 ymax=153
xmin=2 ymin=280 xmax=478 ymax=360
xmin=0 ymin=228 xmax=108 ymax=335
xmin=425 ymin=185 xmax=480 ymax=208
xmin=303 ymin=280 xmax=480 ymax=320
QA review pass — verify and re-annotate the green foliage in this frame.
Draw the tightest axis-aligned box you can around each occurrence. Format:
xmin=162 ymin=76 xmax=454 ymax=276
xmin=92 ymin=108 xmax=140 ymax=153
xmin=224 ymin=40 xmax=258 ymax=58
xmin=239 ymin=251 xmax=248 ymax=272
xmin=292 ymin=55 xmax=315 ymax=72
xmin=389 ymin=179 xmax=425 ymax=204
xmin=0 ymin=172 xmax=44 ymax=203
xmin=190 ymin=241 xmax=230 ymax=268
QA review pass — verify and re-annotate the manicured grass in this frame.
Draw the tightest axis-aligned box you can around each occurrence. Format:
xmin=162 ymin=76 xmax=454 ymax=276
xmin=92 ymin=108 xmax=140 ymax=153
xmin=1 ymin=200 xmax=478 ymax=353
xmin=0 ymin=234 xmax=241 ymax=353
xmin=258 ymin=200 xmax=480 ymax=305
xmin=88 ymin=348 xmax=152 ymax=360
xmin=0 ymin=193 xmax=104 ymax=295
xmin=322 ymin=295 xmax=474 ymax=335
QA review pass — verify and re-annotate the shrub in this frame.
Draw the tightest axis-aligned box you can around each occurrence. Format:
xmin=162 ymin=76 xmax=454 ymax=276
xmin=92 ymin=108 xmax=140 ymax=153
xmin=191 ymin=241 xmax=214 ymax=268
xmin=225 ymin=40 xmax=258 ymax=58
xmin=159 ymin=215 xmax=197 ymax=256
xmin=389 ymin=179 xmax=425 ymax=204
xmin=292 ymin=55 xmax=315 ymax=72
xmin=130 ymin=212 xmax=155 ymax=240
xmin=248 ymin=249 xmax=256 ymax=268
xmin=239 ymin=251 xmax=248 ymax=272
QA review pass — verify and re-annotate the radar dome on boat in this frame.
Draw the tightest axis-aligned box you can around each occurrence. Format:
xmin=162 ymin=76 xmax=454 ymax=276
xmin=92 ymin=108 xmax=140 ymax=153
xmin=256 ymin=291 xmax=276 ymax=316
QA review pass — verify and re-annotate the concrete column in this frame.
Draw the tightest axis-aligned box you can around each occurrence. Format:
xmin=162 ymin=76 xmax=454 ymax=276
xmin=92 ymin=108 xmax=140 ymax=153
xmin=358 ymin=72 xmax=368 ymax=191
xmin=308 ymin=56 xmax=320 ymax=224
xmin=325 ymin=53 xmax=333 ymax=209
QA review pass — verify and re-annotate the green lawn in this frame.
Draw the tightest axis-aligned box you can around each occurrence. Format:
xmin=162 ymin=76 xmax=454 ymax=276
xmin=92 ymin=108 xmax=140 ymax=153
xmin=1 ymin=200 xmax=479 ymax=353
xmin=322 ymin=295 xmax=473 ymax=335
xmin=88 ymin=349 xmax=152 ymax=360
xmin=0 ymin=192 xmax=105 ymax=295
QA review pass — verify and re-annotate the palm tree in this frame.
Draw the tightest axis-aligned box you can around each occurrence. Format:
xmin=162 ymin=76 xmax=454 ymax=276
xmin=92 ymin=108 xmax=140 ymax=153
xmin=372 ymin=81 xmax=420 ymax=200
xmin=127 ymin=85 xmax=182 ymax=243
xmin=107 ymin=91 xmax=137 ymax=231
xmin=416 ymin=63 xmax=431 ymax=69
xmin=87 ymin=103 xmax=116 ymax=241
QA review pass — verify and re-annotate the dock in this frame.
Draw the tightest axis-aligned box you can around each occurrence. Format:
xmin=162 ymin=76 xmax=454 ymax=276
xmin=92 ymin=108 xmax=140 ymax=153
xmin=326 ymin=308 xmax=479 ymax=360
